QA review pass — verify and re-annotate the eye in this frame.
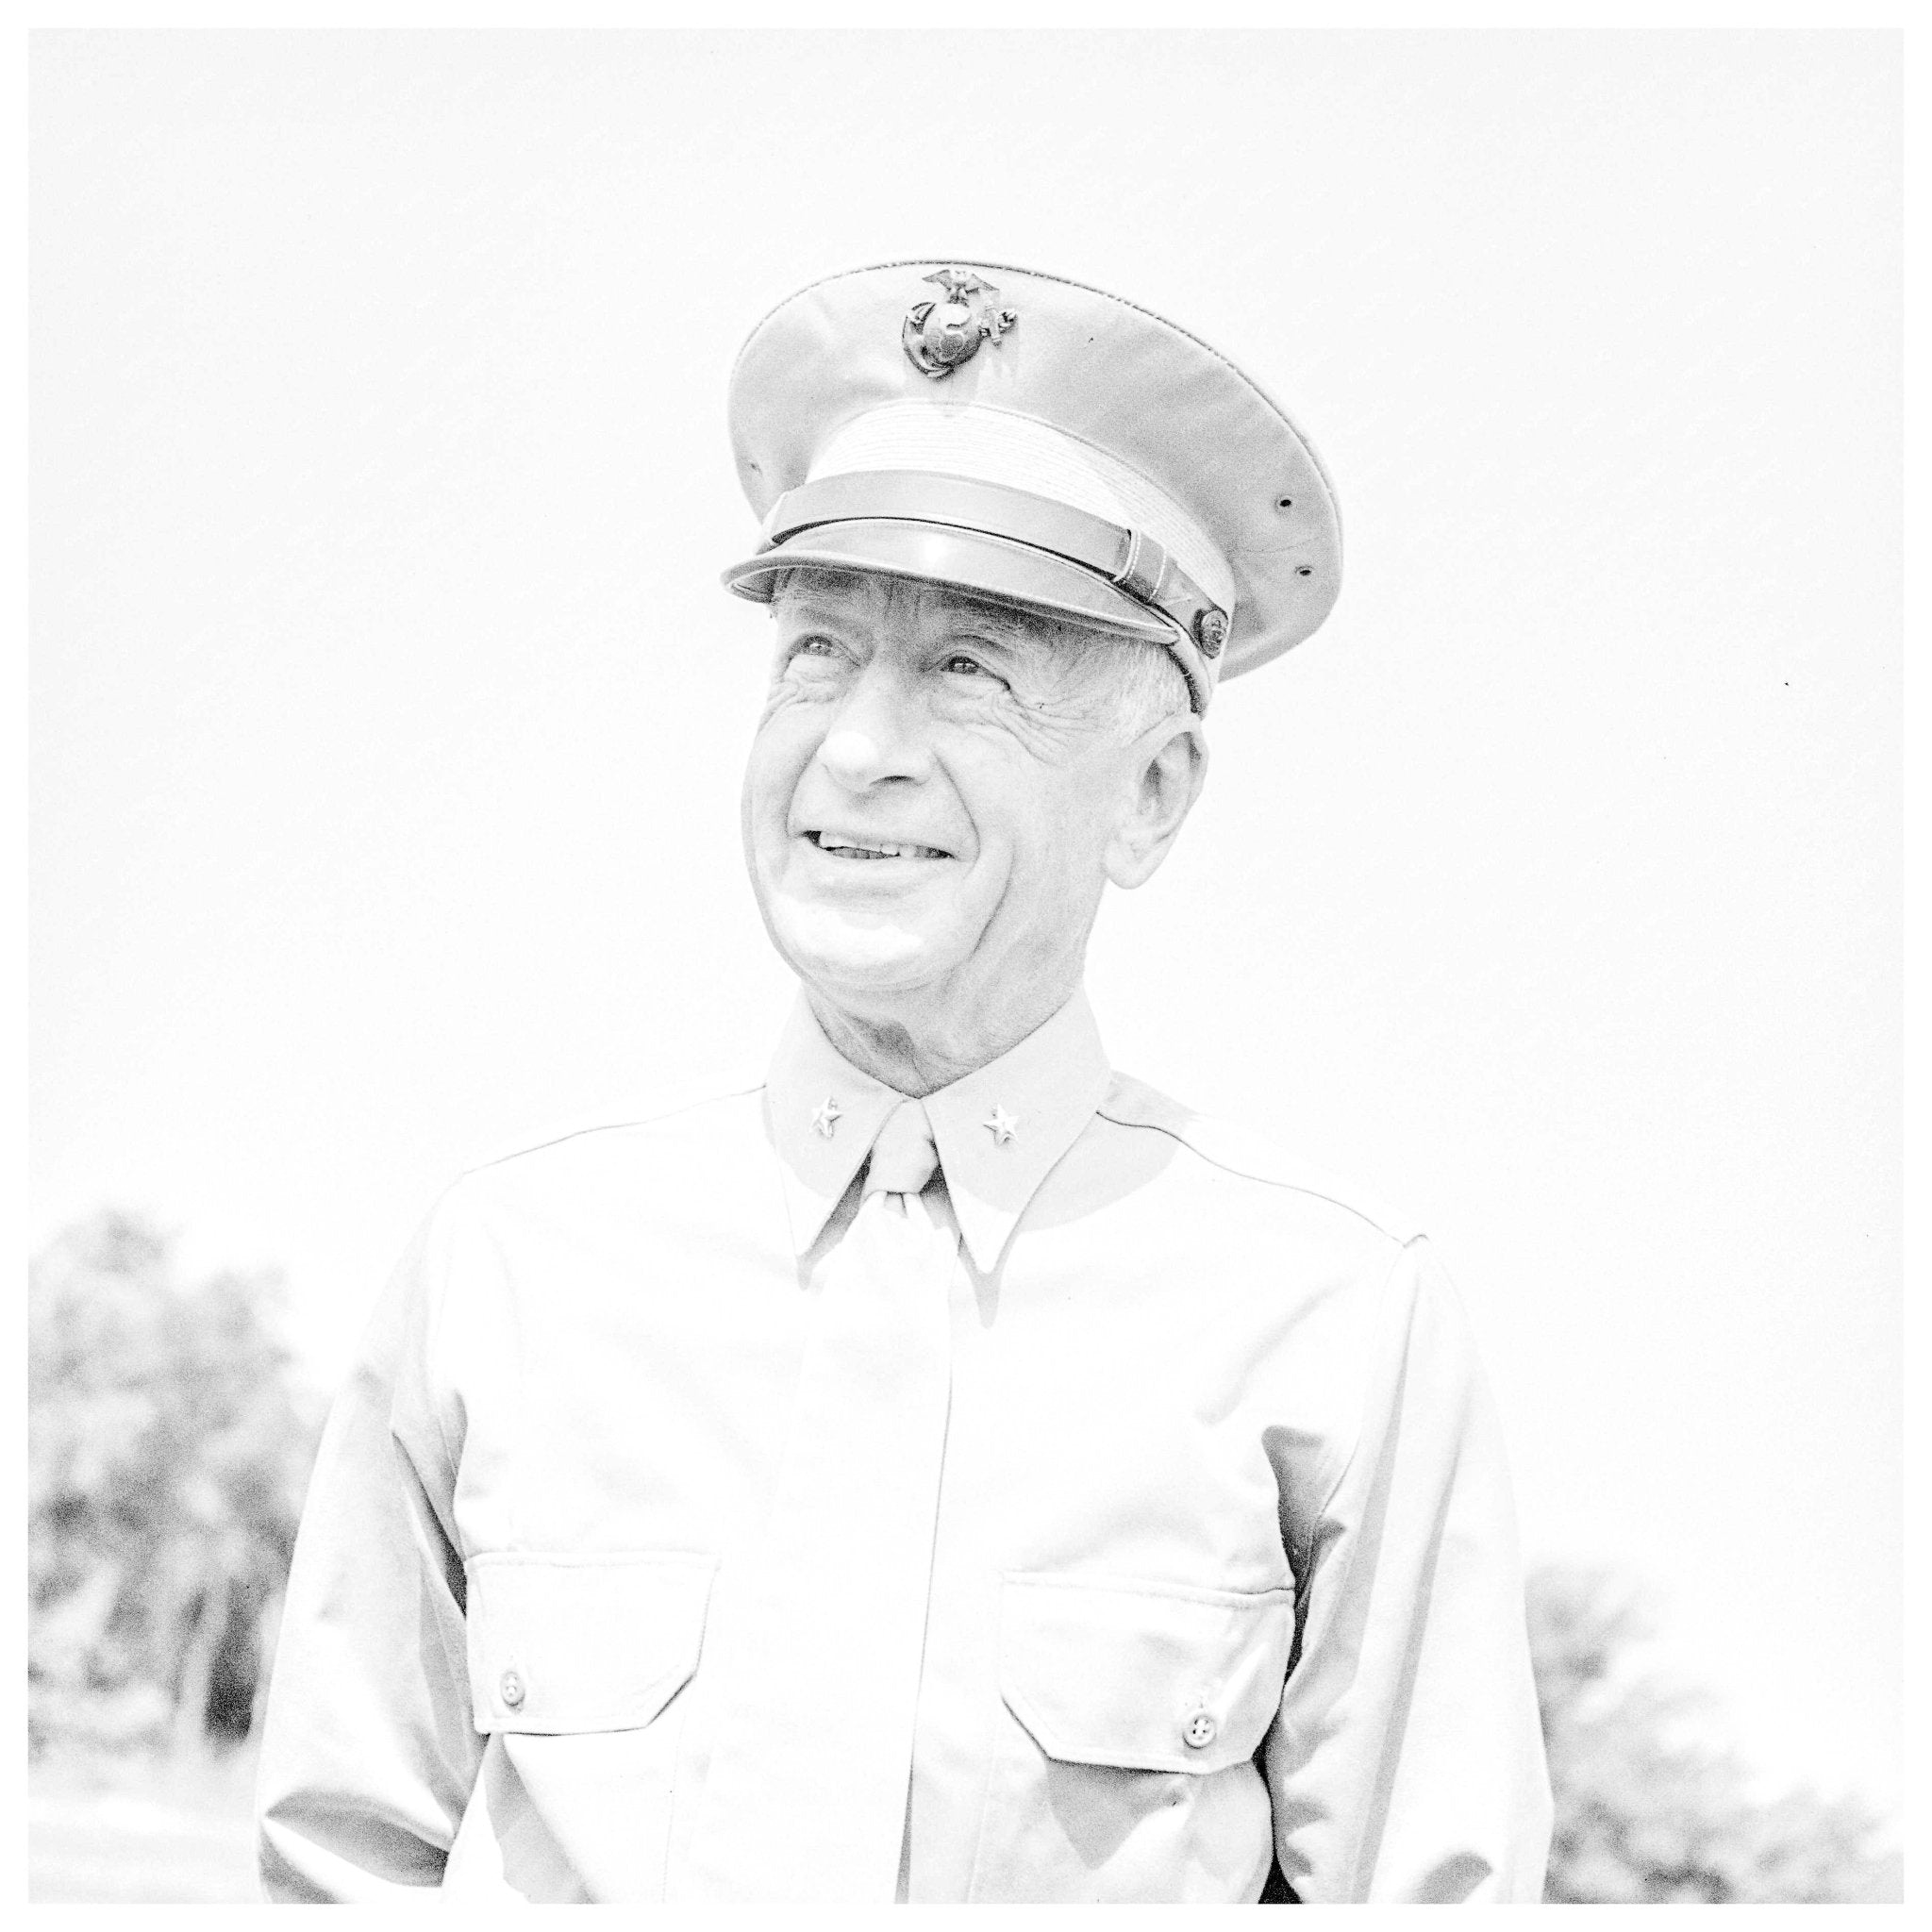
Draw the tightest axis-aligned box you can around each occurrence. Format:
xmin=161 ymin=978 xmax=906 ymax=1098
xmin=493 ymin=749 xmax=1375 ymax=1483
xmin=940 ymin=651 xmax=1004 ymax=682
xmin=783 ymin=633 xmax=846 ymax=669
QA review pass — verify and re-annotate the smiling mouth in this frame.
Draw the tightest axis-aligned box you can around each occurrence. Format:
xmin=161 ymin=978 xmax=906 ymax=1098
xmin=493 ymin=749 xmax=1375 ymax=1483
xmin=806 ymin=830 xmax=954 ymax=861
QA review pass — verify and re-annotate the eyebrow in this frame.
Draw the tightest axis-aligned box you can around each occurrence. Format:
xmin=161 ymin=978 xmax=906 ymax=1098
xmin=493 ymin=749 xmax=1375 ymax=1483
xmin=772 ymin=591 xmax=1049 ymax=656
xmin=939 ymin=608 xmax=1039 ymax=653
xmin=771 ymin=596 xmax=856 ymax=630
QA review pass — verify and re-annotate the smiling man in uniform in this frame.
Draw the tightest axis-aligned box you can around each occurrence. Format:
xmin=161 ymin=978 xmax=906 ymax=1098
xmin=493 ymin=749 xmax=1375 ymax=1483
xmin=256 ymin=259 xmax=1553 ymax=1903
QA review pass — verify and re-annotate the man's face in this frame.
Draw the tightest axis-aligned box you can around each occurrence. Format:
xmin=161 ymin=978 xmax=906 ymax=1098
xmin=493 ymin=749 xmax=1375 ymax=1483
xmin=741 ymin=570 xmax=1157 ymax=1034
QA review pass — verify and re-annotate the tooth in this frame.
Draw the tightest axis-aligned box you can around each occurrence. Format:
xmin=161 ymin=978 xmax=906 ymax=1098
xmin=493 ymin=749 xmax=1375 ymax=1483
xmin=812 ymin=834 xmax=950 ymax=858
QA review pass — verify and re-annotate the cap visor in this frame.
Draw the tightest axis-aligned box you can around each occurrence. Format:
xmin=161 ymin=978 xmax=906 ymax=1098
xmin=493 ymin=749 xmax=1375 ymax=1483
xmin=720 ymin=520 xmax=1176 ymax=644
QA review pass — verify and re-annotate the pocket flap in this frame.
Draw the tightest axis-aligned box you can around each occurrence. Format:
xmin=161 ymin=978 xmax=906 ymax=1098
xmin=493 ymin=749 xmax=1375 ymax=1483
xmin=464 ymin=1551 xmax=716 ymax=1736
xmin=999 ymin=1573 xmax=1295 ymax=1775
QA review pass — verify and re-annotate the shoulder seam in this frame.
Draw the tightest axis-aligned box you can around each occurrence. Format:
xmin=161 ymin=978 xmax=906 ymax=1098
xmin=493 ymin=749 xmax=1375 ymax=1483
xmin=458 ymin=1083 xmax=765 ymax=1177
xmin=1092 ymin=1099 xmax=1409 ymax=1245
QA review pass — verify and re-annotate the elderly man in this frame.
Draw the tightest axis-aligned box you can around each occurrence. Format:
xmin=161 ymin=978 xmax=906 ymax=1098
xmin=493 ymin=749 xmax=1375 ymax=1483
xmin=256 ymin=260 xmax=1552 ymax=1904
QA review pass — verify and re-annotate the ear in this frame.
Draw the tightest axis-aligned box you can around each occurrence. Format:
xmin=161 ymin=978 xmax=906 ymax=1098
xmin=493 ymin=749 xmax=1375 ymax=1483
xmin=1104 ymin=718 xmax=1209 ymax=890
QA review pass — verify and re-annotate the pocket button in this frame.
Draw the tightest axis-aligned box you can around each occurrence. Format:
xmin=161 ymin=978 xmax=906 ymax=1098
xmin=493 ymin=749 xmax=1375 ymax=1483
xmin=1182 ymin=1707 xmax=1218 ymax=1750
xmin=499 ymin=1669 xmax=525 ymax=1709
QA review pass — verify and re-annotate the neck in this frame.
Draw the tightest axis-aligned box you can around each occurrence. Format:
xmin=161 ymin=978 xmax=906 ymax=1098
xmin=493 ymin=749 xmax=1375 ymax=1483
xmin=805 ymin=976 xmax=1082 ymax=1097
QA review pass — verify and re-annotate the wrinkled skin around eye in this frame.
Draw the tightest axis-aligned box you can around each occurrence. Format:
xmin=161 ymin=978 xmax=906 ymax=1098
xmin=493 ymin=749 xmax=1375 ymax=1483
xmin=765 ymin=627 xmax=1107 ymax=758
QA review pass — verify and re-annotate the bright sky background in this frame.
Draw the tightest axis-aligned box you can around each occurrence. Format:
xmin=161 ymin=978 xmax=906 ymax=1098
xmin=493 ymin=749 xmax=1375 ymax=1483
xmin=30 ymin=30 xmax=1900 ymax=1824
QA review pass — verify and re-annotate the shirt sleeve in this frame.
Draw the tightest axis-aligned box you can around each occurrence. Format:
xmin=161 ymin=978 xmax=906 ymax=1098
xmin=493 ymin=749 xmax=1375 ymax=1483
xmin=255 ymin=1204 xmax=484 ymax=1900
xmin=1262 ymin=1235 xmax=1552 ymax=1902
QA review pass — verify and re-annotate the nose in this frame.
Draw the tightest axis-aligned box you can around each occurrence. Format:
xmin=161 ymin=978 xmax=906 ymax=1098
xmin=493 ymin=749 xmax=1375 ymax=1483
xmin=816 ymin=660 xmax=933 ymax=791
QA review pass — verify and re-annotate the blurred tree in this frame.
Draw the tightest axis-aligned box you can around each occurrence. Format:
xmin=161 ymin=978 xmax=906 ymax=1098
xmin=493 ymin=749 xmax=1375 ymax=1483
xmin=28 ymin=1211 xmax=324 ymax=1756
xmin=1527 ymin=1564 xmax=1899 ymax=1902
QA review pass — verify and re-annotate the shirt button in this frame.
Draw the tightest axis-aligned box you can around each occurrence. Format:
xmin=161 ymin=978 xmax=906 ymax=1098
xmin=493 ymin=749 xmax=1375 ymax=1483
xmin=1183 ymin=1707 xmax=1218 ymax=1750
xmin=499 ymin=1669 xmax=525 ymax=1709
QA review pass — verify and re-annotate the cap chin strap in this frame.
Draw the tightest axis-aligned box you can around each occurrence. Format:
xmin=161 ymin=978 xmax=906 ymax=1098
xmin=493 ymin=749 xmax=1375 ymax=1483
xmin=754 ymin=469 xmax=1230 ymax=676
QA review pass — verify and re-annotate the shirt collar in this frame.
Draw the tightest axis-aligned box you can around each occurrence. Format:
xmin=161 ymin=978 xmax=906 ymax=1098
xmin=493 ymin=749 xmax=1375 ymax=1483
xmin=764 ymin=989 xmax=1114 ymax=1274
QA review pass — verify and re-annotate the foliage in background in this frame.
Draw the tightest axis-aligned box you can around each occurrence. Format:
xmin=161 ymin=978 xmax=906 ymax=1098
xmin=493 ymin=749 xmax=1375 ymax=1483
xmin=28 ymin=1211 xmax=323 ymax=1757
xmin=25 ymin=1212 xmax=1897 ymax=1900
xmin=1528 ymin=1564 xmax=1898 ymax=1902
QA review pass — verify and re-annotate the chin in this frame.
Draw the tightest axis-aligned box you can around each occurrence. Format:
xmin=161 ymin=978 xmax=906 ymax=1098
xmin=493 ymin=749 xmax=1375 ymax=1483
xmin=770 ymin=895 xmax=952 ymax=1003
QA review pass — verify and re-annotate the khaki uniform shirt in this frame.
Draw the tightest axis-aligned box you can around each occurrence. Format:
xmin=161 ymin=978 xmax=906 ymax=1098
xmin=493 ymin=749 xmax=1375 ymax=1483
xmin=256 ymin=991 xmax=1552 ymax=1902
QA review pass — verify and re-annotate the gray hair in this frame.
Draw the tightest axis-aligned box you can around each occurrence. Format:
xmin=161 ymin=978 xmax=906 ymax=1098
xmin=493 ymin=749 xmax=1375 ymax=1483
xmin=1045 ymin=624 xmax=1195 ymax=743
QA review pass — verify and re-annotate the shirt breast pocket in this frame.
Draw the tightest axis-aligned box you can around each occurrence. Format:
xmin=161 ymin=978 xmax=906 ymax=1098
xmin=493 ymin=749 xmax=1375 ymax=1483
xmin=463 ymin=1550 xmax=716 ymax=1736
xmin=974 ymin=1572 xmax=1295 ymax=1902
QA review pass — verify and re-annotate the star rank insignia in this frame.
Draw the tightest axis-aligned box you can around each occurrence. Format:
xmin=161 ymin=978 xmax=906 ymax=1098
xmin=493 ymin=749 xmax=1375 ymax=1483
xmin=810 ymin=1097 xmax=843 ymax=1139
xmin=982 ymin=1105 xmax=1019 ymax=1146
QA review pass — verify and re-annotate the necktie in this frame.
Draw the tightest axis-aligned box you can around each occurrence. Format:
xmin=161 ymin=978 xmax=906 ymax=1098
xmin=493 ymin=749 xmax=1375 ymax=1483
xmin=678 ymin=1100 xmax=957 ymax=1900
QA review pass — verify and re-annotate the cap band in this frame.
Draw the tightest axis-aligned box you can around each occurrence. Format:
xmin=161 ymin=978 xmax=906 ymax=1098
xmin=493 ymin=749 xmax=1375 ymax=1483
xmin=754 ymin=471 xmax=1228 ymax=656
xmin=810 ymin=398 xmax=1234 ymax=609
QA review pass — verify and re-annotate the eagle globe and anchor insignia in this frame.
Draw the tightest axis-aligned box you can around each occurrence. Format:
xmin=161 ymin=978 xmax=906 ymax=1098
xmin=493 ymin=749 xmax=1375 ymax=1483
xmin=901 ymin=268 xmax=1018 ymax=379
